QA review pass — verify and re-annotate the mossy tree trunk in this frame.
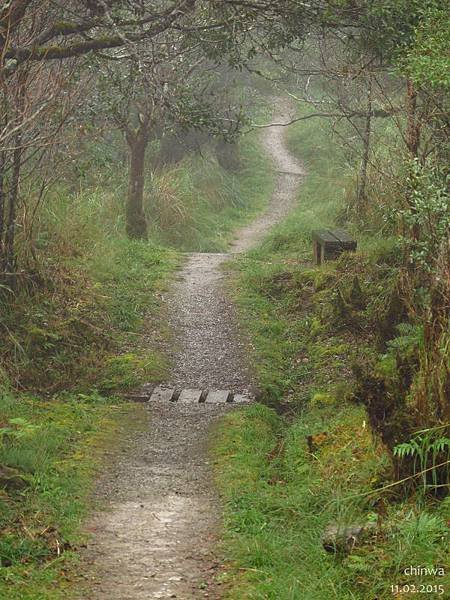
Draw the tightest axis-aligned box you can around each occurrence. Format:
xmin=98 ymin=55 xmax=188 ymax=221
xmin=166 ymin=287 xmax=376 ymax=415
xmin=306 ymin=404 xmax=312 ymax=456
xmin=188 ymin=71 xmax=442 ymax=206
xmin=0 ymin=147 xmax=5 ymax=260
xmin=0 ymin=91 xmax=7 ymax=258
xmin=404 ymin=79 xmax=421 ymax=244
xmin=125 ymin=119 xmax=150 ymax=240
xmin=2 ymin=79 xmax=24 ymax=287
xmin=357 ymin=76 xmax=372 ymax=210
xmin=405 ymin=79 xmax=420 ymax=158
xmin=4 ymin=137 xmax=21 ymax=283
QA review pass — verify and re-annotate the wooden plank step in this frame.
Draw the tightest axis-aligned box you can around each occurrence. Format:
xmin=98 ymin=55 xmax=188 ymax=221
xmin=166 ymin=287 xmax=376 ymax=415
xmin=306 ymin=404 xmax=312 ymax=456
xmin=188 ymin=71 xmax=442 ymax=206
xmin=233 ymin=394 xmax=252 ymax=404
xmin=149 ymin=386 xmax=175 ymax=402
xmin=147 ymin=387 xmax=254 ymax=404
xmin=205 ymin=390 xmax=232 ymax=404
xmin=178 ymin=389 xmax=203 ymax=403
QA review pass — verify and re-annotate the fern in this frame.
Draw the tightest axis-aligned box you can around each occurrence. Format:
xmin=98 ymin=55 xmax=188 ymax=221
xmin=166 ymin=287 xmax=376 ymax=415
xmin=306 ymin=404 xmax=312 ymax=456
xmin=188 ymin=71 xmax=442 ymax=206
xmin=387 ymin=323 xmax=424 ymax=357
xmin=394 ymin=427 xmax=450 ymax=490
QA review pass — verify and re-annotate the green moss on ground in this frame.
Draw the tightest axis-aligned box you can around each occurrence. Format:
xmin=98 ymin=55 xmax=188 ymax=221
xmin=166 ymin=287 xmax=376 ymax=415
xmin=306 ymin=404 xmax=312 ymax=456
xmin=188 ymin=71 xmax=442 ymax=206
xmin=0 ymin=391 xmax=148 ymax=600
xmin=215 ymin=110 xmax=449 ymax=599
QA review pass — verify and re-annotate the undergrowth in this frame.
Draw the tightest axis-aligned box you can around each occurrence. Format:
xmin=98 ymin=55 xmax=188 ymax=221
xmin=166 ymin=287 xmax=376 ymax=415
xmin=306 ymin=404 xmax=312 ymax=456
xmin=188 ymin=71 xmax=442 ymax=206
xmin=216 ymin=110 xmax=449 ymax=598
xmin=0 ymin=390 xmax=144 ymax=600
xmin=0 ymin=118 xmax=273 ymax=598
xmin=147 ymin=135 xmax=273 ymax=252
xmin=214 ymin=406 xmax=449 ymax=599
xmin=1 ymin=238 xmax=176 ymax=393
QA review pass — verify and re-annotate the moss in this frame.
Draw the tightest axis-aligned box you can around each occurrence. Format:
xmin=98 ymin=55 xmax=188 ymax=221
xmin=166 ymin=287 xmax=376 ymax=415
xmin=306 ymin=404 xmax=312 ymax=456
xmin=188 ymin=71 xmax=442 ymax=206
xmin=310 ymin=392 xmax=337 ymax=407
xmin=53 ymin=21 xmax=78 ymax=34
xmin=97 ymin=351 xmax=168 ymax=392
xmin=349 ymin=275 xmax=366 ymax=310
xmin=312 ymin=268 xmax=336 ymax=292
xmin=376 ymin=283 xmax=408 ymax=347
xmin=309 ymin=316 xmax=324 ymax=337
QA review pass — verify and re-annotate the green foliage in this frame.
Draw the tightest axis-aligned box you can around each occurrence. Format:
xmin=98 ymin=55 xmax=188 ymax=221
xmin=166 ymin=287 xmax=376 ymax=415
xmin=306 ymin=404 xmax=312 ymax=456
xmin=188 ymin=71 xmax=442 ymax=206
xmin=146 ymin=134 xmax=273 ymax=252
xmin=329 ymin=0 xmax=445 ymax=66
xmin=0 ymin=233 xmax=175 ymax=392
xmin=0 ymin=389 xmax=138 ymax=599
xmin=388 ymin=160 xmax=450 ymax=272
xmin=214 ymin=402 xmax=447 ymax=599
xmin=98 ymin=352 xmax=168 ymax=392
xmin=402 ymin=7 xmax=450 ymax=89
xmin=394 ymin=426 xmax=450 ymax=491
xmin=0 ymin=418 xmax=39 ymax=441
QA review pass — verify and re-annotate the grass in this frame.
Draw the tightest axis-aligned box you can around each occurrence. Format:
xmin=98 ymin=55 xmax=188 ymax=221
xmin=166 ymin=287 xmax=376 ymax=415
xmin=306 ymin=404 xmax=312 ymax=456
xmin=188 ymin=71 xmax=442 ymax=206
xmin=215 ymin=108 xmax=450 ymax=598
xmin=0 ymin=237 xmax=176 ymax=393
xmin=0 ymin=389 xmax=143 ymax=600
xmin=229 ymin=111 xmax=362 ymax=400
xmin=214 ymin=406 xmax=450 ymax=599
xmin=0 ymin=117 xmax=275 ymax=598
xmin=146 ymin=134 xmax=273 ymax=252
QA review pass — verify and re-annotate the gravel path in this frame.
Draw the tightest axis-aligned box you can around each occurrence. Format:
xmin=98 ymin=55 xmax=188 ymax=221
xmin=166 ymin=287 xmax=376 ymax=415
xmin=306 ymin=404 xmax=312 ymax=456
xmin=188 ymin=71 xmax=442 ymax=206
xmin=80 ymin=100 xmax=304 ymax=600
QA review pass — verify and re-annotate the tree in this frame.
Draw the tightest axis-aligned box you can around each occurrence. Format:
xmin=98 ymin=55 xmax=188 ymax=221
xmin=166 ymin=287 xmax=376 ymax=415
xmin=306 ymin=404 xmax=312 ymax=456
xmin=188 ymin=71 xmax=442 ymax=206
xmin=95 ymin=36 xmax=246 ymax=238
xmin=0 ymin=56 xmax=79 ymax=285
xmin=0 ymin=1 xmax=196 ymax=78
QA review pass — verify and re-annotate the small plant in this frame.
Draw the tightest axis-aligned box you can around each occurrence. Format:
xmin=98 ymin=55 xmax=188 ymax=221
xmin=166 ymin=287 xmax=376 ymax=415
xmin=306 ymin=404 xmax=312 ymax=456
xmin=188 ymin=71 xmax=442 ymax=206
xmin=0 ymin=418 xmax=40 ymax=442
xmin=394 ymin=425 xmax=450 ymax=491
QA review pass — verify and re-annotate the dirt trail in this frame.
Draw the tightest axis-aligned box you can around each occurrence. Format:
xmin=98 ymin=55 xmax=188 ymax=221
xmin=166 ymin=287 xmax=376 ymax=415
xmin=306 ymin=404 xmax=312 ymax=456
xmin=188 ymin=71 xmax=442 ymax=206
xmin=81 ymin=100 xmax=304 ymax=600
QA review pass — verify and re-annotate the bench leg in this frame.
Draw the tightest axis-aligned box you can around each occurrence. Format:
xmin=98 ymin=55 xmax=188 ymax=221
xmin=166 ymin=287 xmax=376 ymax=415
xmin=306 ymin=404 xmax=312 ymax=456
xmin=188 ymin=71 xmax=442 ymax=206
xmin=313 ymin=241 xmax=319 ymax=265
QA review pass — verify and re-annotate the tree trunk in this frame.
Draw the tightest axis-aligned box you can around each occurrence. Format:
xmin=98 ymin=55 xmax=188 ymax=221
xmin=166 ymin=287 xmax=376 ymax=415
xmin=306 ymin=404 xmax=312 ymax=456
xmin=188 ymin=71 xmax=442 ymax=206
xmin=0 ymin=149 xmax=6 ymax=260
xmin=404 ymin=79 xmax=421 ymax=244
xmin=405 ymin=78 xmax=420 ymax=157
xmin=0 ymin=92 xmax=8 ymax=266
xmin=126 ymin=124 xmax=149 ymax=240
xmin=4 ymin=76 xmax=26 ymax=285
xmin=4 ymin=137 xmax=21 ymax=285
xmin=357 ymin=76 xmax=372 ymax=210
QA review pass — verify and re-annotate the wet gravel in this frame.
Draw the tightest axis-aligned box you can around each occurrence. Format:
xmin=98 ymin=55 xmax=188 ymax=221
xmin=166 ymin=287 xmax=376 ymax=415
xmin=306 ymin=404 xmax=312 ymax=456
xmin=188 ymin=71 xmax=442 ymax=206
xmin=79 ymin=99 xmax=304 ymax=600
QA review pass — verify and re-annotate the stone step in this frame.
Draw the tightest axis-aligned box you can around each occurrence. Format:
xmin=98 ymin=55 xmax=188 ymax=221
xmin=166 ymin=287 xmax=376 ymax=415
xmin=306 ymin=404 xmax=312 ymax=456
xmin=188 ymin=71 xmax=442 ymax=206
xmin=143 ymin=387 xmax=252 ymax=404
xmin=233 ymin=394 xmax=253 ymax=404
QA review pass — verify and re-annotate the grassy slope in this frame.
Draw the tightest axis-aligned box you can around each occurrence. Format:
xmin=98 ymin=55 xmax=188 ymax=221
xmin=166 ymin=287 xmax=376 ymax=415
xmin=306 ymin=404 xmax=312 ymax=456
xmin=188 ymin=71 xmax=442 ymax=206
xmin=0 ymin=393 xmax=142 ymax=600
xmin=214 ymin=114 xmax=450 ymax=598
xmin=0 ymin=232 xmax=176 ymax=598
xmin=148 ymin=135 xmax=273 ymax=252
xmin=0 ymin=132 xmax=273 ymax=598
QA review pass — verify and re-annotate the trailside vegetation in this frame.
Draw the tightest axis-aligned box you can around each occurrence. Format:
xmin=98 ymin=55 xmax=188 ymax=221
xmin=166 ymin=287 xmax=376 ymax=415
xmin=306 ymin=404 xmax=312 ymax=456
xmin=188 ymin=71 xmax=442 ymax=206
xmin=0 ymin=124 xmax=273 ymax=596
xmin=0 ymin=1 xmax=448 ymax=598
xmin=215 ymin=4 xmax=449 ymax=596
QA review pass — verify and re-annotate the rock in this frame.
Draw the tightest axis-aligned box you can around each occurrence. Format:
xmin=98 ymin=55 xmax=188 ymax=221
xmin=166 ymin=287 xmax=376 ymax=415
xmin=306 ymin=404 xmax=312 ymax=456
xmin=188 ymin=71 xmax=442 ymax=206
xmin=233 ymin=394 xmax=252 ymax=404
xmin=322 ymin=522 xmax=377 ymax=554
xmin=0 ymin=465 xmax=28 ymax=491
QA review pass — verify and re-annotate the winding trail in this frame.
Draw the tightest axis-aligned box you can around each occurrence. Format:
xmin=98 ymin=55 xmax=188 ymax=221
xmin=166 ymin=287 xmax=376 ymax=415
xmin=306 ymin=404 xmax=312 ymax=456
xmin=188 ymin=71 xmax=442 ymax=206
xmin=81 ymin=100 xmax=304 ymax=600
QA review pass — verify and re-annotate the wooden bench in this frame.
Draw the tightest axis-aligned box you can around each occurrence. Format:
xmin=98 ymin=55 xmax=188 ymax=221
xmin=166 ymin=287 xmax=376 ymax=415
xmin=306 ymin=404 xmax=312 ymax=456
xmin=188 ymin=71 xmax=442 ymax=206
xmin=312 ymin=229 xmax=357 ymax=265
